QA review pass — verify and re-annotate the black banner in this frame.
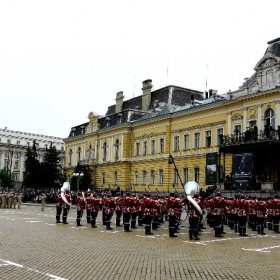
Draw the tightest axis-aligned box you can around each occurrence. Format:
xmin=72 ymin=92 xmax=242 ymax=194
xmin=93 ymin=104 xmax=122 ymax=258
xmin=206 ymin=153 xmax=217 ymax=185
xmin=231 ymin=153 xmax=253 ymax=189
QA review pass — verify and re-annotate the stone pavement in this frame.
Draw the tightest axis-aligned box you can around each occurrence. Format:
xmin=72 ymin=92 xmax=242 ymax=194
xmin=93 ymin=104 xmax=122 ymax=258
xmin=0 ymin=204 xmax=280 ymax=280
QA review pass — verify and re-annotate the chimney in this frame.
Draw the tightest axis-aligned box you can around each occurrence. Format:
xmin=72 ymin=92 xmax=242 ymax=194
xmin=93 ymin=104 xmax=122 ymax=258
xmin=142 ymin=79 xmax=153 ymax=111
xmin=115 ymin=91 xmax=124 ymax=113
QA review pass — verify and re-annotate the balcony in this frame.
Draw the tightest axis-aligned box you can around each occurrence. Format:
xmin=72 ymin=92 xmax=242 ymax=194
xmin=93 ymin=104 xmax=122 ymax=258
xmin=219 ymin=130 xmax=280 ymax=147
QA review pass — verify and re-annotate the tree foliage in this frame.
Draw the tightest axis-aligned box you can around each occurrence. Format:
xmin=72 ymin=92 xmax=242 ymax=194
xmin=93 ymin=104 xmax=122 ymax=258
xmin=23 ymin=140 xmax=40 ymax=189
xmin=0 ymin=168 xmax=14 ymax=189
xmin=23 ymin=140 xmax=63 ymax=189
xmin=40 ymin=142 xmax=62 ymax=189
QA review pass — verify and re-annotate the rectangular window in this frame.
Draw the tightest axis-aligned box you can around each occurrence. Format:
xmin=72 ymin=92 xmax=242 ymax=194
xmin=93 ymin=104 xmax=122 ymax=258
xmin=159 ymin=169 xmax=164 ymax=184
xmin=26 ymin=142 xmax=30 ymax=147
xmin=17 ymin=141 xmax=20 ymax=145
xmin=35 ymin=143 xmax=39 ymax=148
xmin=174 ymin=136 xmax=179 ymax=151
xmin=205 ymin=131 xmax=211 ymax=147
xmin=45 ymin=144 xmax=48 ymax=149
xmin=150 ymin=170 xmax=155 ymax=184
xmin=183 ymin=168 xmax=188 ymax=184
xmin=61 ymin=146 xmax=64 ymax=151
xmin=151 ymin=140 xmax=155 ymax=154
xmin=136 ymin=143 xmax=140 ymax=156
xmin=143 ymin=141 xmax=147 ymax=155
xmin=194 ymin=168 xmax=200 ymax=183
xmin=7 ymin=139 xmax=11 ymax=144
xmin=217 ymin=128 xmax=224 ymax=145
xmin=194 ymin=133 xmax=200 ymax=148
xmin=173 ymin=169 xmax=178 ymax=184
xmin=159 ymin=139 xmax=164 ymax=153
xmin=142 ymin=171 xmax=147 ymax=184
xmin=102 ymin=172 xmax=105 ymax=185
xmin=14 ymin=162 xmax=19 ymax=169
xmin=15 ymin=152 xmax=19 ymax=158
xmin=13 ymin=173 xmax=18 ymax=181
xmin=134 ymin=171 xmax=139 ymax=184
xmin=114 ymin=172 xmax=118 ymax=185
xmin=184 ymin=134 xmax=189 ymax=150
xmin=4 ymin=160 xmax=8 ymax=168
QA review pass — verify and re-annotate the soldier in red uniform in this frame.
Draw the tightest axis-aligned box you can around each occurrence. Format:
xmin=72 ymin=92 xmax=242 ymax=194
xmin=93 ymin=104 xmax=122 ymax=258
xmin=55 ymin=191 xmax=63 ymax=223
xmin=131 ymin=193 xmax=138 ymax=229
xmin=62 ymin=191 xmax=72 ymax=224
xmin=188 ymin=192 xmax=205 ymax=240
xmin=115 ymin=192 xmax=123 ymax=227
xmin=90 ymin=193 xmax=101 ymax=228
xmin=137 ymin=195 xmax=145 ymax=226
xmin=256 ymin=196 xmax=267 ymax=235
xmin=104 ymin=192 xmax=116 ymax=230
xmin=152 ymin=196 xmax=162 ymax=231
xmin=272 ymin=194 xmax=280 ymax=233
xmin=174 ymin=193 xmax=183 ymax=233
xmin=85 ymin=193 xmax=92 ymax=224
xmin=75 ymin=192 xmax=86 ymax=226
xmin=266 ymin=196 xmax=274 ymax=231
xmin=143 ymin=193 xmax=155 ymax=235
xmin=211 ymin=192 xmax=227 ymax=237
xmin=166 ymin=192 xmax=178 ymax=237
xmin=249 ymin=195 xmax=258 ymax=231
xmin=237 ymin=194 xmax=249 ymax=236
xmin=122 ymin=192 xmax=133 ymax=232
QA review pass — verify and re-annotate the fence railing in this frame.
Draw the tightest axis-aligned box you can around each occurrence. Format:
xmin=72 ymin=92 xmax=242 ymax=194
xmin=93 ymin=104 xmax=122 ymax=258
xmin=219 ymin=129 xmax=280 ymax=146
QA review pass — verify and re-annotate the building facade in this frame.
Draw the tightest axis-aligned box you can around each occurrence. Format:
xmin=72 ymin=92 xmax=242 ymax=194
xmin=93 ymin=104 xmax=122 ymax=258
xmin=0 ymin=128 xmax=65 ymax=187
xmin=64 ymin=38 xmax=280 ymax=192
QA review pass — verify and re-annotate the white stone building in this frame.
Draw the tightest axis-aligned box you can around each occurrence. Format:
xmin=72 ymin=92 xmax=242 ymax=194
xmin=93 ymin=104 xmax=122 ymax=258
xmin=0 ymin=127 xmax=65 ymax=187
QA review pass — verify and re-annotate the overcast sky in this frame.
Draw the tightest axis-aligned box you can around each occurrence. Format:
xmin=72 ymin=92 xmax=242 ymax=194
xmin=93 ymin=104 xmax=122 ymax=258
xmin=0 ymin=0 xmax=279 ymax=138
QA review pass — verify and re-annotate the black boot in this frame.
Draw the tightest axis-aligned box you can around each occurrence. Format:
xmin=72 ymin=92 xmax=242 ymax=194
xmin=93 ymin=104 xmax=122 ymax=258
xmin=169 ymin=228 xmax=177 ymax=238
xmin=274 ymin=225 xmax=280 ymax=233
xmin=63 ymin=217 xmax=69 ymax=224
xmin=56 ymin=216 xmax=61 ymax=223
xmin=116 ymin=218 xmax=122 ymax=227
xmin=106 ymin=221 xmax=113 ymax=230
xmin=261 ymin=226 xmax=266 ymax=235
xmin=239 ymin=226 xmax=242 ymax=236
xmin=91 ymin=219 xmax=97 ymax=228
xmin=131 ymin=221 xmax=137 ymax=229
xmin=194 ymin=230 xmax=200 ymax=240
xmin=77 ymin=219 xmax=83 ymax=226
xmin=125 ymin=224 xmax=132 ymax=232
xmin=189 ymin=230 xmax=193 ymax=240
xmin=257 ymin=225 xmax=261 ymax=234
xmin=145 ymin=225 xmax=153 ymax=235
xmin=234 ymin=224 xmax=238 ymax=233
xmin=242 ymin=228 xmax=248 ymax=237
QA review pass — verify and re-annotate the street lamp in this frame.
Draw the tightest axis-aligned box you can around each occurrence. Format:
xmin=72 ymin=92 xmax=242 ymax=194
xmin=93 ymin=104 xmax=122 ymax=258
xmin=72 ymin=172 xmax=84 ymax=193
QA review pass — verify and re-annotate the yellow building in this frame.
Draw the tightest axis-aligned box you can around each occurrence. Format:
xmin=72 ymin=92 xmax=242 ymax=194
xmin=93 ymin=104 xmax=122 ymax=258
xmin=64 ymin=38 xmax=280 ymax=193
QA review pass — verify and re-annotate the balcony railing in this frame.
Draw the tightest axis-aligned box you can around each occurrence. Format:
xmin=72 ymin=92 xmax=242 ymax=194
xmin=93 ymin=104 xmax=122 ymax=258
xmin=219 ymin=129 xmax=280 ymax=146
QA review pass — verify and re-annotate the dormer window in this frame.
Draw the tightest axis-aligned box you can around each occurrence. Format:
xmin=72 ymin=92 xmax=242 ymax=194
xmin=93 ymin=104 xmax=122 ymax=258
xmin=106 ymin=117 xmax=110 ymax=127
xmin=71 ymin=128 xmax=76 ymax=137
xmin=80 ymin=126 xmax=84 ymax=135
xmin=117 ymin=113 xmax=123 ymax=124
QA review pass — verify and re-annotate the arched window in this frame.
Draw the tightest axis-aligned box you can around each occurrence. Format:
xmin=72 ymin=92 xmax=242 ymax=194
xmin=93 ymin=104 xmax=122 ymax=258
xmin=265 ymin=108 xmax=275 ymax=128
xmin=115 ymin=139 xmax=120 ymax=159
xmin=69 ymin=149 xmax=73 ymax=165
xmin=77 ymin=147 xmax=81 ymax=162
xmin=103 ymin=142 xmax=107 ymax=161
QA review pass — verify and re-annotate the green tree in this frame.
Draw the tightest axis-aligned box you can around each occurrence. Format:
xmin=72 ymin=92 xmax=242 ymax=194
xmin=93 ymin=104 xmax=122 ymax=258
xmin=40 ymin=143 xmax=63 ymax=189
xmin=23 ymin=140 xmax=40 ymax=189
xmin=70 ymin=164 xmax=92 ymax=192
xmin=0 ymin=168 xmax=14 ymax=189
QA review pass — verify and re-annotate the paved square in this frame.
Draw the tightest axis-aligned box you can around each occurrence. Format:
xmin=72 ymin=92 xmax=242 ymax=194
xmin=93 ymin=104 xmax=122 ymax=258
xmin=0 ymin=204 xmax=280 ymax=280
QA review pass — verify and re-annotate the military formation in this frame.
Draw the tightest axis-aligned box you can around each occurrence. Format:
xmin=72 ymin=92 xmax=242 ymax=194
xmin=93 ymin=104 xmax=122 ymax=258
xmin=0 ymin=192 xmax=23 ymax=209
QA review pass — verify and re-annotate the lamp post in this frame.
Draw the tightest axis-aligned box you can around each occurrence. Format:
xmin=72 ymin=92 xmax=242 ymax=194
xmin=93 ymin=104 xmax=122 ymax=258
xmin=72 ymin=172 xmax=84 ymax=193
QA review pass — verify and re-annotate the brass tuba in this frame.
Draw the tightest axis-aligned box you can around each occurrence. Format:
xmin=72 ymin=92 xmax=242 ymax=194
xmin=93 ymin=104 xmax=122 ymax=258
xmin=61 ymin=182 xmax=71 ymax=206
xmin=184 ymin=181 xmax=202 ymax=215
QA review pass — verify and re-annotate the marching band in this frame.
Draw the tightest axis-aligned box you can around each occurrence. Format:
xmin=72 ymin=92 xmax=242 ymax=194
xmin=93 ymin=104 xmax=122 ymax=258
xmin=54 ymin=185 xmax=280 ymax=239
